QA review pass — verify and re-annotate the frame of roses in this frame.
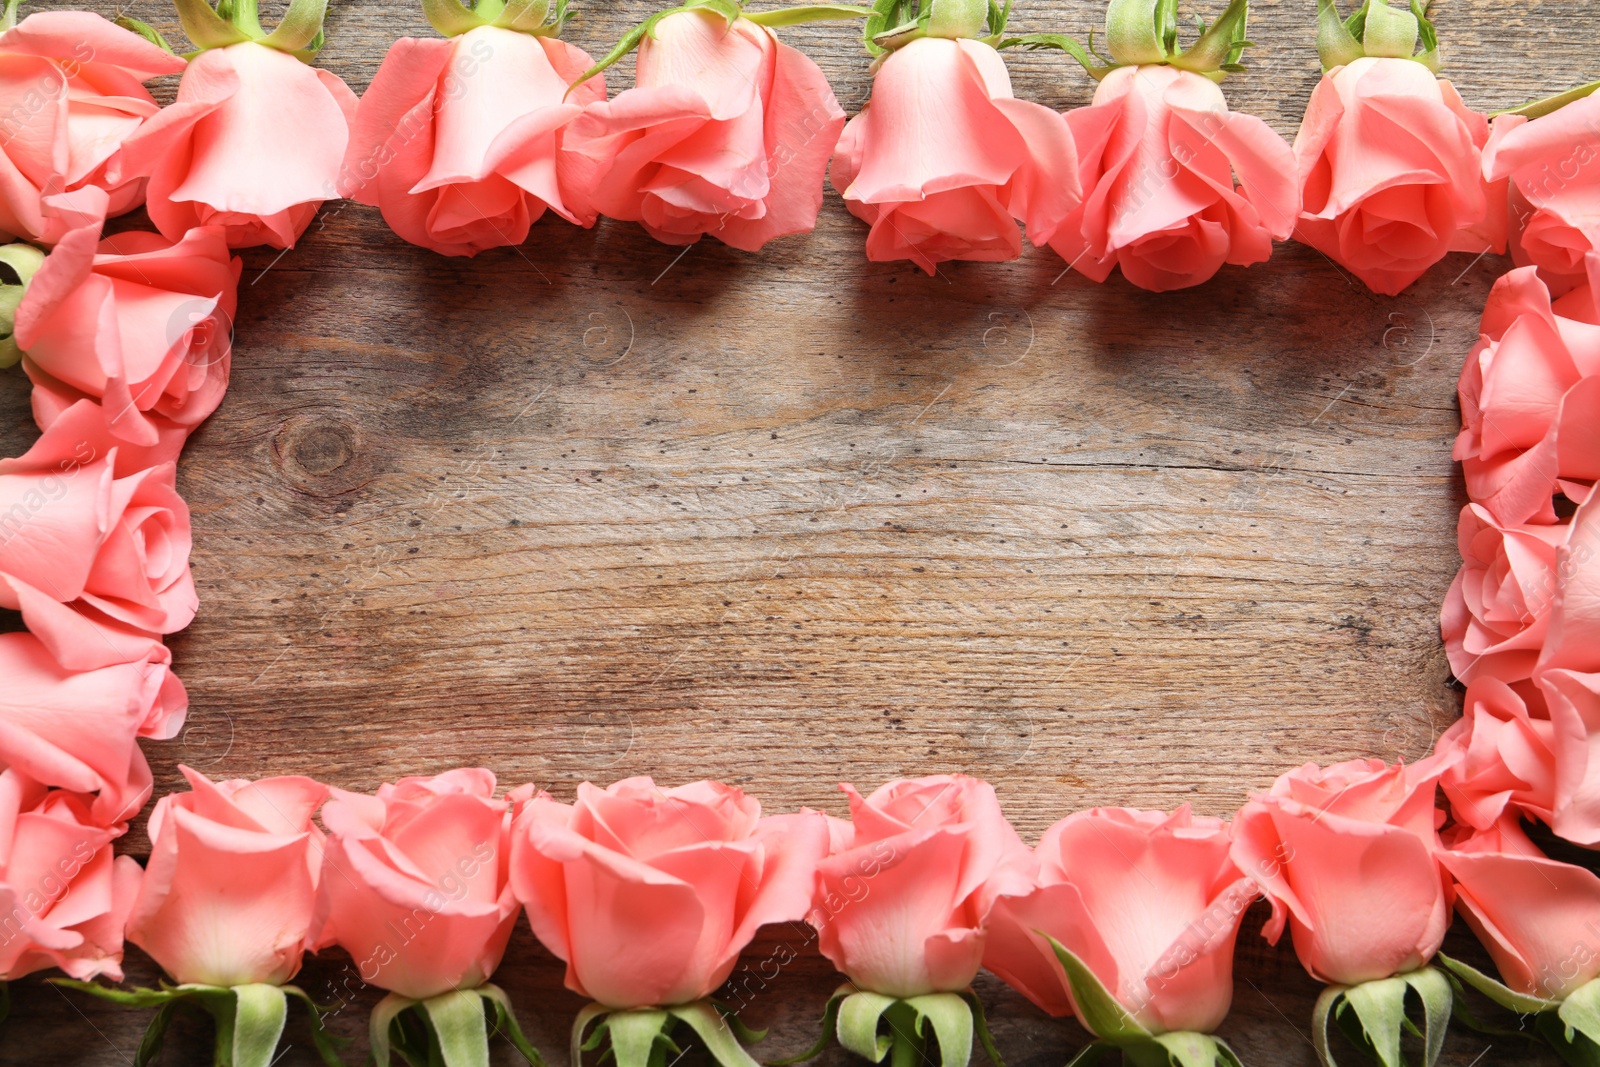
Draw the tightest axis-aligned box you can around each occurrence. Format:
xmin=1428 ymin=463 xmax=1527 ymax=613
xmin=0 ymin=0 xmax=1594 ymax=1064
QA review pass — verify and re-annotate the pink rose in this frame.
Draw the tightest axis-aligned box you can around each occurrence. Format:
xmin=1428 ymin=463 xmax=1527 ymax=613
xmin=0 ymin=630 xmax=184 ymax=827
xmin=812 ymin=774 xmax=1034 ymax=997
xmin=116 ymin=42 xmax=356 ymax=249
xmin=1436 ymin=678 xmax=1557 ymax=836
xmin=1484 ymin=94 xmax=1600 ymax=296
xmin=510 ymin=777 xmax=827 ymax=1008
xmin=312 ymin=768 xmax=518 ymax=1000
xmin=1231 ymin=758 xmax=1453 ymax=986
xmin=985 ymin=807 xmax=1255 ymax=1035
xmin=16 ymin=213 xmax=239 ymax=449
xmin=1454 ymin=266 xmax=1600 ymax=526
xmin=0 ymin=433 xmax=196 ymax=655
xmin=565 ymin=11 xmax=844 ymax=252
xmin=341 ymin=27 xmax=604 ymax=257
xmin=1293 ymin=57 xmax=1499 ymax=296
xmin=1042 ymin=64 xmax=1297 ymax=292
xmin=127 ymin=767 xmax=327 ymax=987
xmin=25 ymin=396 xmax=195 ymax=489
xmin=0 ymin=768 xmax=140 ymax=981
xmin=0 ymin=12 xmax=185 ymax=244
xmin=830 ymin=37 xmax=1078 ymax=275
xmin=1441 ymin=503 xmax=1572 ymax=685
xmin=1440 ymin=830 xmax=1600 ymax=1000
xmin=1529 ymin=492 xmax=1600 ymax=846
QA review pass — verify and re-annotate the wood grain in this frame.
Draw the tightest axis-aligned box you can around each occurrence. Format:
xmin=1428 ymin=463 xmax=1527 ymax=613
xmin=3 ymin=0 xmax=1595 ymax=1063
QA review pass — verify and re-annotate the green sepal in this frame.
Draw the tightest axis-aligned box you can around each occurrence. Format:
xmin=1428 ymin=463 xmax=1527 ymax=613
xmin=1314 ymin=0 xmax=1362 ymax=70
xmin=573 ymin=999 xmax=764 ymax=1067
xmin=671 ymin=1000 xmax=766 ymax=1067
xmin=1094 ymin=0 xmax=1251 ymax=77
xmin=256 ymin=0 xmax=329 ymax=53
xmin=1166 ymin=0 xmax=1249 ymax=76
xmin=0 ymin=241 xmax=43 ymax=370
xmin=566 ymin=0 xmax=737 ymax=96
xmin=996 ymin=33 xmax=1113 ymax=79
xmin=1311 ymin=968 xmax=1452 ymax=1067
xmin=861 ymin=0 xmax=1006 ymax=55
xmin=49 ymin=981 xmax=330 ymax=1067
xmin=1494 ymin=79 xmax=1600 ymax=120
xmin=1315 ymin=0 xmax=1439 ymax=73
xmin=423 ymin=0 xmax=567 ymax=38
xmin=114 ymin=16 xmax=178 ymax=51
xmin=173 ymin=0 xmax=259 ymax=50
xmin=1540 ymin=999 xmax=1600 ymax=1067
xmin=375 ymin=984 xmax=542 ymax=1067
xmin=1043 ymin=935 xmax=1149 ymax=1044
xmin=1561 ymin=980 xmax=1600 ymax=1050
xmin=836 ymin=990 xmax=899 ymax=1061
xmin=0 ymin=0 xmax=19 ymax=33
xmin=173 ymin=0 xmax=331 ymax=59
xmin=1437 ymin=953 xmax=1561 ymax=1016
xmin=743 ymin=4 xmax=872 ymax=26
xmin=767 ymin=984 xmax=850 ymax=1065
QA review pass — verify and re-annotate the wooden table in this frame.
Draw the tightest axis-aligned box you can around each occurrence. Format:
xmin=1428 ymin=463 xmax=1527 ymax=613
xmin=3 ymin=0 xmax=1593 ymax=1063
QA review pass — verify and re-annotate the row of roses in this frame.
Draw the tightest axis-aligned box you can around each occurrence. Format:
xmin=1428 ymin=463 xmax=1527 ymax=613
xmin=10 ymin=763 xmax=1594 ymax=1067
xmin=0 ymin=0 xmax=1595 ymax=295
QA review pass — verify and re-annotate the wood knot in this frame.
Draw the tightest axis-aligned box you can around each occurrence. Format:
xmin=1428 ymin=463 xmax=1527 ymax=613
xmin=272 ymin=416 xmax=367 ymax=498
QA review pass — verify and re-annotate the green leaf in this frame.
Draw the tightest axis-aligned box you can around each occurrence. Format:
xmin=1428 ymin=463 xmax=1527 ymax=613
xmin=960 ymin=992 xmax=1003 ymax=1067
xmin=1562 ymin=981 xmax=1600 ymax=1049
xmin=1042 ymin=935 xmax=1150 ymax=1045
xmin=767 ymin=986 xmax=848 ymax=1065
xmin=479 ymin=984 xmax=545 ymax=1066
xmin=837 ymin=990 xmax=899 ymax=1062
xmin=230 ymin=985 xmax=290 ymax=1067
xmin=372 ymin=992 xmax=421 ymax=1067
xmin=1312 ymin=984 xmax=1347 ymax=1067
xmin=902 ymin=995 xmax=972 ymax=1067
xmin=1342 ymin=976 xmax=1409 ymax=1067
xmin=1401 ymin=968 xmax=1451 ymax=1067
xmin=1437 ymin=955 xmax=1560 ymax=1016
xmin=1314 ymin=0 xmax=1362 ymax=70
xmin=420 ymin=989 xmax=493 ymax=1067
xmin=605 ymin=1009 xmax=675 ymax=1067
xmin=671 ymin=1000 xmax=765 ymax=1067
xmin=744 ymin=4 xmax=873 ymax=26
xmin=1494 ymin=79 xmax=1600 ymax=120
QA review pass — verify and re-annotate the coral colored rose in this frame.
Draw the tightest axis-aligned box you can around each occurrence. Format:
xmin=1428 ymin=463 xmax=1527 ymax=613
xmin=565 ymin=11 xmax=844 ymax=251
xmin=1436 ymin=678 xmax=1557 ymax=836
xmin=312 ymin=768 xmax=517 ymax=1000
xmin=1484 ymin=94 xmax=1600 ymax=297
xmin=0 ymin=435 xmax=195 ymax=651
xmin=0 ymin=12 xmax=185 ymax=244
xmin=341 ymin=27 xmax=604 ymax=257
xmin=0 ymin=768 xmax=140 ymax=981
xmin=1440 ymin=830 xmax=1600 ymax=1000
xmin=830 ymin=37 xmax=1078 ymax=275
xmin=510 ymin=777 xmax=828 ymax=1008
xmin=1455 ymin=266 xmax=1600 ymax=525
xmin=1041 ymin=64 xmax=1297 ymax=293
xmin=17 ymin=214 xmax=239 ymax=449
xmin=1441 ymin=503 xmax=1572 ymax=685
xmin=0 ymin=630 xmax=184 ymax=827
xmin=127 ymin=766 xmax=327 ymax=988
xmin=27 ymin=397 xmax=194 ymax=484
xmin=811 ymin=774 xmax=1034 ymax=998
xmin=1231 ymin=758 xmax=1453 ymax=986
xmin=985 ymin=807 xmax=1255 ymax=1035
xmin=1293 ymin=57 xmax=1499 ymax=296
xmin=116 ymin=42 xmax=355 ymax=249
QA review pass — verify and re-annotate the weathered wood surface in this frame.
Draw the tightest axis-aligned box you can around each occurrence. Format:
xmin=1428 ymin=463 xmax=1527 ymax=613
xmin=3 ymin=0 xmax=1596 ymax=1062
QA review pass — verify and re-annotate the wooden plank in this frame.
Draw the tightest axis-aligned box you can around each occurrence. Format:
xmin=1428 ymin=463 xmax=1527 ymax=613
xmin=2 ymin=0 xmax=1592 ymax=1062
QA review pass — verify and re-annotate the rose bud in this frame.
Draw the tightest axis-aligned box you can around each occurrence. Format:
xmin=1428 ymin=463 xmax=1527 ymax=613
xmin=511 ymin=777 xmax=828 ymax=1067
xmin=564 ymin=8 xmax=846 ymax=252
xmin=796 ymin=775 xmax=1034 ymax=1067
xmin=985 ymin=806 xmax=1256 ymax=1047
xmin=113 ymin=0 xmax=355 ymax=249
xmin=1484 ymin=89 xmax=1600 ymax=297
xmin=0 ymin=11 xmax=185 ymax=244
xmin=341 ymin=8 xmax=605 ymax=257
xmin=16 ymin=205 xmax=239 ymax=451
xmin=312 ymin=768 xmax=541 ymax=1066
xmin=0 ymin=630 xmax=185 ymax=827
xmin=830 ymin=0 xmax=1079 ymax=276
xmin=0 ymin=768 xmax=140 ymax=982
xmin=1454 ymin=266 xmax=1600 ymax=527
xmin=1293 ymin=1 xmax=1502 ymax=295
